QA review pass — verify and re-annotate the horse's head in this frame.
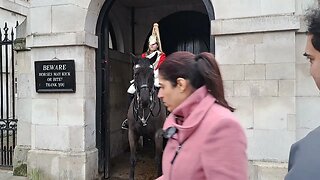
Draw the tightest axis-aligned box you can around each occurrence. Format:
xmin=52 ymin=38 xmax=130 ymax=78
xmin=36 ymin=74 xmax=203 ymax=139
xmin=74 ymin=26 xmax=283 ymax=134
xmin=131 ymin=53 xmax=157 ymax=109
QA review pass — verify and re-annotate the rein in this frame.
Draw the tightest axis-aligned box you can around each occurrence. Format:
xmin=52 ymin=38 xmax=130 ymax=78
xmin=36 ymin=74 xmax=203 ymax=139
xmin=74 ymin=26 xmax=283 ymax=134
xmin=133 ymin=86 xmax=162 ymax=126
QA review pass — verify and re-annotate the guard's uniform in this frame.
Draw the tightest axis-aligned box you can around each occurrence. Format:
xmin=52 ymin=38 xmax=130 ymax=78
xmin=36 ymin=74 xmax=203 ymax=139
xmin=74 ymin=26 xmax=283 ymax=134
xmin=122 ymin=23 xmax=165 ymax=129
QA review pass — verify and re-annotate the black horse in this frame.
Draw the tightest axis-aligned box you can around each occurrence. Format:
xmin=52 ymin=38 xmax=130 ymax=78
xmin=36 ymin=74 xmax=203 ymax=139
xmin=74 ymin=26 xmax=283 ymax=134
xmin=127 ymin=54 xmax=167 ymax=180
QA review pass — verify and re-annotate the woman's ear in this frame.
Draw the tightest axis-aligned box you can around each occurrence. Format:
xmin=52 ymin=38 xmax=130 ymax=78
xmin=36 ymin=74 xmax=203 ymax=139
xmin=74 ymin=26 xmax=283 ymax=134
xmin=176 ymin=78 xmax=188 ymax=92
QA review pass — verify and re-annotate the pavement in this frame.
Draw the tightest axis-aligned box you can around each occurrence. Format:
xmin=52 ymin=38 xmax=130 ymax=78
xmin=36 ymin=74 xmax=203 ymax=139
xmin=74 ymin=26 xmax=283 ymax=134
xmin=0 ymin=169 xmax=27 ymax=180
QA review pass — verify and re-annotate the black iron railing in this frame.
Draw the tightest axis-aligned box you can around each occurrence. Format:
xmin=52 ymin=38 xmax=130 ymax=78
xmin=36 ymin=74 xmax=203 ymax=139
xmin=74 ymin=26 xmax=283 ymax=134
xmin=0 ymin=22 xmax=17 ymax=167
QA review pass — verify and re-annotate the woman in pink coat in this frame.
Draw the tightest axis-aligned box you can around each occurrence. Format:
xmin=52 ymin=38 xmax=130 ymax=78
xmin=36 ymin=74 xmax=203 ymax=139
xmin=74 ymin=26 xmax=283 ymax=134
xmin=156 ymin=51 xmax=247 ymax=180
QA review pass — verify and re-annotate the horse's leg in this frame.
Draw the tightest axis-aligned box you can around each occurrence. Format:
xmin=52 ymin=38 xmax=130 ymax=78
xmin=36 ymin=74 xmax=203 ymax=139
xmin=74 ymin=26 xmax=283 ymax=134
xmin=129 ymin=129 xmax=139 ymax=180
xmin=154 ymin=129 xmax=164 ymax=177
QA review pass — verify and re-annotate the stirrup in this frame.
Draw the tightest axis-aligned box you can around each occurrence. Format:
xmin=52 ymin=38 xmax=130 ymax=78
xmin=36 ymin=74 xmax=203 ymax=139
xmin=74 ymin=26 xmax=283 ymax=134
xmin=121 ymin=119 xmax=128 ymax=130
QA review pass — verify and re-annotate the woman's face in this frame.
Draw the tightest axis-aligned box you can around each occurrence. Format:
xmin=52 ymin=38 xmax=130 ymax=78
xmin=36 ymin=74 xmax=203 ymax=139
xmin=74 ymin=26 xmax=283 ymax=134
xmin=148 ymin=42 xmax=158 ymax=52
xmin=158 ymin=74 xmax=193 ymax=112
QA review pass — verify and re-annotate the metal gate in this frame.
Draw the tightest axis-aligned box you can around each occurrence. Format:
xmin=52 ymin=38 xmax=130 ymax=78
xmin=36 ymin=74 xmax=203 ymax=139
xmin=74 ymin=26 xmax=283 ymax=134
xmin=0 ymin=22 xmax=17 ymax=167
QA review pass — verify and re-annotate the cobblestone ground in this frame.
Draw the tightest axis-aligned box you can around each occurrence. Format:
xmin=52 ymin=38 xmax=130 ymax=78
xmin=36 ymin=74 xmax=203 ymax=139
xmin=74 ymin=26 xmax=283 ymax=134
xmin=109 ymin=144 xmax=159 ymax=180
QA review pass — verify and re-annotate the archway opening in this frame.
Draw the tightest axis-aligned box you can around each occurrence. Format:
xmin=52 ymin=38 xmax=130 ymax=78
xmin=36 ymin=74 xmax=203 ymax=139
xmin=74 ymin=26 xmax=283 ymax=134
xmin=94 ymin=0 xmax=214 ymax=179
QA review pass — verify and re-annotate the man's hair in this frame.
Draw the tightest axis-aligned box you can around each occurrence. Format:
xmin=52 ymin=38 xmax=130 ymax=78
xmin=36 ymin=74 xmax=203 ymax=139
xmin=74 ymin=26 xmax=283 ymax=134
xmin=305 ymin=8 xmax=320 ymax=51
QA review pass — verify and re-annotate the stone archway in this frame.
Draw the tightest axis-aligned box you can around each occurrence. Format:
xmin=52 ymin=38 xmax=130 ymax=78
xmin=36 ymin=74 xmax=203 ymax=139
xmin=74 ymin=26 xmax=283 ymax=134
xmin=86 ymin=0 xmax=216 ymax=178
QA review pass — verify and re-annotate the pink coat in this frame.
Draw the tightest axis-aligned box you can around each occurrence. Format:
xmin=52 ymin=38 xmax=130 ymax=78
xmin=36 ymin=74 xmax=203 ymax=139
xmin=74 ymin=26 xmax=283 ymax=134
xmin=157 ymin=86 xmax=247 ymax=180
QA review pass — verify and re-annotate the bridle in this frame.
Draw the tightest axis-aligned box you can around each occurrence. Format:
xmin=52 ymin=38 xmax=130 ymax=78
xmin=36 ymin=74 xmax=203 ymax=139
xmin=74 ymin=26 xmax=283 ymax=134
xmin=133 ymin=69 xmax=162 ymax=126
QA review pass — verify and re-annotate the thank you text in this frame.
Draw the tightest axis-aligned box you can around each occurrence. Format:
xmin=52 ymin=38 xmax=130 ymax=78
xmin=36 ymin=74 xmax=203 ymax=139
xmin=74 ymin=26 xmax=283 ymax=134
xmin=35 ymin=60 xmax=76 ymax=93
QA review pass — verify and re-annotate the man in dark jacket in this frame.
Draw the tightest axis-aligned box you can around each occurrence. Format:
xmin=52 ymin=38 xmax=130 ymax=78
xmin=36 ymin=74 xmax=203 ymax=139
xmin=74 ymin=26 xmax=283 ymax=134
xmin=285 ymin=8 xmax=320 ymax=180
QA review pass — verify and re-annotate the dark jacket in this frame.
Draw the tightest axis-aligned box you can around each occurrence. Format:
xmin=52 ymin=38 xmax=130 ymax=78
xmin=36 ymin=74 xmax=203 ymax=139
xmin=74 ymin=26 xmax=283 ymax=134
xmin=285 ymin=126 xmax=320 ymax=180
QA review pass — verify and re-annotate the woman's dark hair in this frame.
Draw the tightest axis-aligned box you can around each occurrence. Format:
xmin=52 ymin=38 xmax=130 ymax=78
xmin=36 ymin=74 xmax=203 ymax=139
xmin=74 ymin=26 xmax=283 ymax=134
xmin=159 ymin=51 xmax=235 ymax=112
xmin=305 ymin=8 xmax=320 ymax=51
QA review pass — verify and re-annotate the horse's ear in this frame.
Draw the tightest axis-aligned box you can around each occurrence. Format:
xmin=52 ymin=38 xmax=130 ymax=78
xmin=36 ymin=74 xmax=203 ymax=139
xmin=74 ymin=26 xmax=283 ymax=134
xmin=130 ymin=53 xmax=139 ymax=65
xmin=149 ymin=52 xmax=158 ymax=65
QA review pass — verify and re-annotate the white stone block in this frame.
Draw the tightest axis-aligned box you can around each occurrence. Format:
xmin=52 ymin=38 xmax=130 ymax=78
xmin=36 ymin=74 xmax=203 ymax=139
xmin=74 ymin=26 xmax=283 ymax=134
xmin=32 ymin=99 xmax=58 ymax=125
xmin=84 ymin=48 xmax=96 ymax=72
xmin=295 ymin=0 xmax=318 ymax=15
xmin=255 ymin=32 xmax=295 ymax=64
xmin=234 ymin=80 xmax=278 ymax=97
xmin=16 ymin=51 xmax=31 ymax=74
xmin=223 ymin=80 xmax=234 ymax=97
xmin=17 ymin=98 xmax=32 ymax=146
xmin=215 ymin=35 xmax=255 ymax=65
xmin=84 ymin=123 xmax=96 ymax=149
xmin=30 ymin=47 xmax=56 ymax=62
xmin=220 ymin=65 xmax=245 ymax=80
xmin=16 ymin=98 xmax=31 ymax=123
xmin=245 ymin=65 xmax=266 ymax=80
xmin=30 ymin=0 xmax=89 ymax=8
xmin=254 ymin=97 xmax=295 ymax=130
xmin=85 ymin=86 xmax=96 ymax=99
xmin=296 ymin=64 xmax=320 ymax=96
xmin=31 ymin=125 xmax=36 ymax=149
xmin=266 ymin=63 xmax=295 ymax=80
xmin=52 ymin=4 xmax=87 ymax=33
xmin=30 ymin=0 xmax=60 ymax=7
xmin=69 ymin=126 xmax=85 ymax=151
xmin=257 ymin=80 xmax=278 ymax=96
xmin=84 ymin=98 xmax=96 ymax=125
xmin=17 ymin=120 xmax=31 ymax=146
xmin=214 ymin=0 xmax=260 ymax=19
xmin=246 ymin=129 xmax=295 ymax=161
xmin=296 ymin=97 xmax=320 ymax=129
xmin=0 ymin=0 xmax=28 ymax=16
xmin=214 ymin=0 xmax=296 ymax=19
xmin=228 ymin=97 xmax=254 ymax=129
xmin=29 ymin=6 xmax=51 ymax=34
xmin=27 ymin=32 xmax=98 ymax=49
xmin=76 ymin=72 xmax=86 ymax=84
xmin=212 ymin=15 xmax=299 ymax=35
xmin=279 ymin=80 xmax=295 ymax=97
xmin=234 ymin=81 xmax=251 ymax=97
xmin=261 ymin=0 xmax=295 ymax=15
xmin=34 ymin=125 xmax=69 ymax=151
xmin=287 ymin=114 xmax=296 ymax=131
xmin=17 ymin=73 xmax=32 ymax=98
xmin=249 ymin=161 xmax=287 ymax=180
xmin=58 ymin=98 xmax=84 ymax=126
xmin=85 ymin=72 xmax=95 ymax=86
xmin=27 ymin=149 xmax=98 ymax=180
xmin=29 ymin=0 xmax=48 ymax=7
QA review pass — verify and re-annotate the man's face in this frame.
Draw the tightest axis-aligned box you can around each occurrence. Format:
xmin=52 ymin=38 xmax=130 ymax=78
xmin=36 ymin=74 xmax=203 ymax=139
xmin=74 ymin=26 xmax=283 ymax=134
xmin=305 ymin=34 xmax=320 ymax=90
xmin=148 ymin=42 xmax=158 ymax=52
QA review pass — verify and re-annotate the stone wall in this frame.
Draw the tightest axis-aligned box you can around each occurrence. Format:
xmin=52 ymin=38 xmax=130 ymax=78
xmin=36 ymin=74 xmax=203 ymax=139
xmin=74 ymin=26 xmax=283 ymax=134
xmin=212 ymin=0 xmax=320 ymax=179
xmin=13 ymin=0 xmax=99 ymax=179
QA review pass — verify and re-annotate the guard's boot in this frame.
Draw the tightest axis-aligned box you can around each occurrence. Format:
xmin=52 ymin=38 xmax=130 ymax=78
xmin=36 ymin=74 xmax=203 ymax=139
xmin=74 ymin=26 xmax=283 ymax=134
xmin=121 ymin=119 xmax=128 ymax=130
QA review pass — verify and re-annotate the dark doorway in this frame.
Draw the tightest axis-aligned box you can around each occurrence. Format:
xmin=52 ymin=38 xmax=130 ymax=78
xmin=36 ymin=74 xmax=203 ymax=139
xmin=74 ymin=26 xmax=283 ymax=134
xmin=143 ymin=11 xmax=211 ymax=55
xmin=96 ymin=1 xmax=214 ymax=179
